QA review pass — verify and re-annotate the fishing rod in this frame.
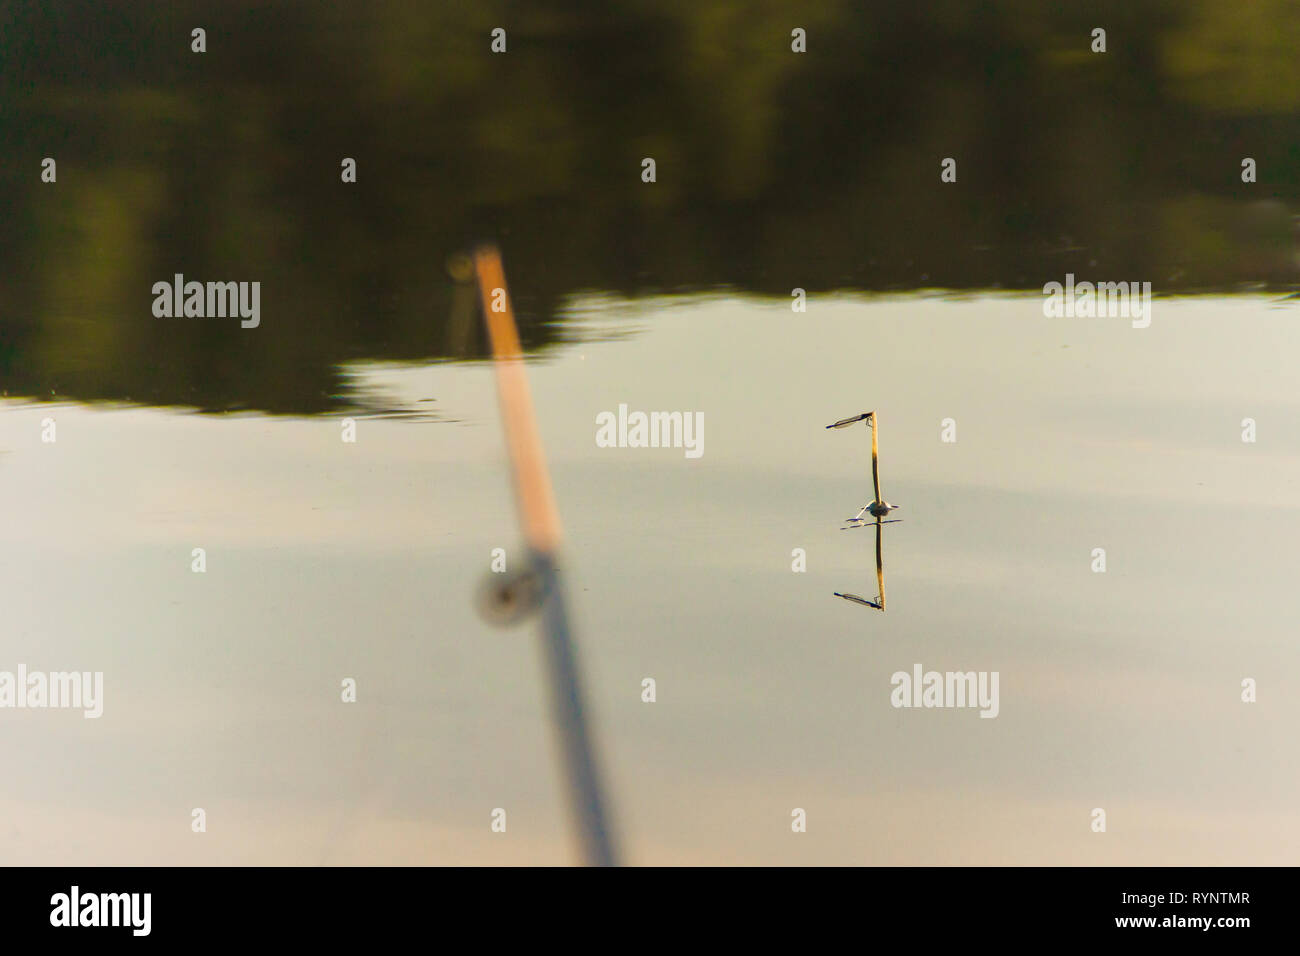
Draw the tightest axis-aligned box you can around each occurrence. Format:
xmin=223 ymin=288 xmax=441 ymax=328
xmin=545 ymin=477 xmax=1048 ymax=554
xmin=468 ymin=245 xmax=619 ymax=867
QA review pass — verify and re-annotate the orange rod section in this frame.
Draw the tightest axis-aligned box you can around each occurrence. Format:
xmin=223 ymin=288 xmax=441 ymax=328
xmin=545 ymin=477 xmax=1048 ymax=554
xmin=473 ymin=246 xmax=563 ymax=553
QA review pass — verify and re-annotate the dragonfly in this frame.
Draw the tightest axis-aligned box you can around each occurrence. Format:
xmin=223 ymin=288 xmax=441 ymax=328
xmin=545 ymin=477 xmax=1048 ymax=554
xmin=826 ymin=411 xmax=901 ymax=527
xmin=468 ymin=245 xmax=619 ymax=866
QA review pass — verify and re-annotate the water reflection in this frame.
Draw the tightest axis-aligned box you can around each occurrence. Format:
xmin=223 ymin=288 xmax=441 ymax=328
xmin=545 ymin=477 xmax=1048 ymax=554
xmin=2 ymin=1 xmax=1298 ymax=414
xmin=835 ymin=518 xmax=898 ymax=612
xmin=5 ymin=295 xmax=1300 ymax=864
xmin=4 ymin=1 xmax=1300 ymax=867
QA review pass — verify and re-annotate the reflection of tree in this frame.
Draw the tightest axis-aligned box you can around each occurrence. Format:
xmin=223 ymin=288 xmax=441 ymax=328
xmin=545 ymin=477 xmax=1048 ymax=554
xmin=0 ymin=0 xmax=1296 ymax=412
xmin=1163 ymin=1 xmax=1300 ymax=113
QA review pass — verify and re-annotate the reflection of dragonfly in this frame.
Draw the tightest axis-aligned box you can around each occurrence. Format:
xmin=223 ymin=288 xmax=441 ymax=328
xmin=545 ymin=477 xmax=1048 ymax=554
xmin=470 ymin=245 xmax=618 ymax=866
xmin=828 ymin=411 xmax=901 ymax=612
xmin=833 ymin=515 xmax=889 ymax=611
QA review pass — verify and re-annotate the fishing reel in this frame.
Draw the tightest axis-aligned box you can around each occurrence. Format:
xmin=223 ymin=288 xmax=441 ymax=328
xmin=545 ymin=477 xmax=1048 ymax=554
xmin=476 ymin=563 xmax=547 ymax=626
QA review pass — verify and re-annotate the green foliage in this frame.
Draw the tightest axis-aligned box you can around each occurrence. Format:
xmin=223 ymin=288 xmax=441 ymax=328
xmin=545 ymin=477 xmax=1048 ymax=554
xmin=0 ymin=0 xmax=1296 ymax=411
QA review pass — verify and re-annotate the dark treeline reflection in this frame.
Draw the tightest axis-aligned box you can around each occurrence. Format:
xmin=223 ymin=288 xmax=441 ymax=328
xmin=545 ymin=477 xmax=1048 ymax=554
xmin=1 ymin=0 xmax=1297 ymax=413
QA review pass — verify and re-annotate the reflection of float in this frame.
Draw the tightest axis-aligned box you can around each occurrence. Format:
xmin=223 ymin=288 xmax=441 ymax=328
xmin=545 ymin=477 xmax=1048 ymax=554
xmin=833 ymin=514 xmax=893 ymax=612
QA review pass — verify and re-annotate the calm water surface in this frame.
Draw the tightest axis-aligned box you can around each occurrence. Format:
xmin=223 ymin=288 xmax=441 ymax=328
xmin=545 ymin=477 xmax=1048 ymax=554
xmin=4 ymin=294 xmax=1298 ymax=864
xmin=4 ymin=0 xmax=1299 ymax=864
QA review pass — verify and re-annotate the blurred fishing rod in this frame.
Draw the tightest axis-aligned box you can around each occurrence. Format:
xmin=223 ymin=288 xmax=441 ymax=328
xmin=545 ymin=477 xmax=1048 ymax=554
xmin=466 ymin=245 xmax=619 ymax=867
